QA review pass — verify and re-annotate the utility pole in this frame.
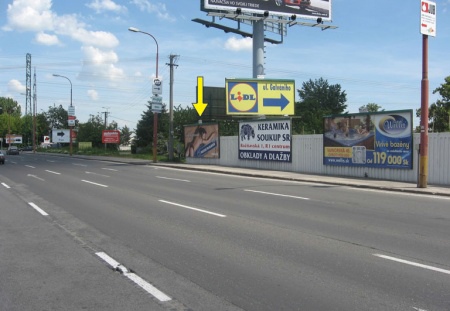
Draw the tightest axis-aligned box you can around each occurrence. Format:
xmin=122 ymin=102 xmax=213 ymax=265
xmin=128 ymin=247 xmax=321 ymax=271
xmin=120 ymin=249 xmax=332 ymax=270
xmin=102 ymin=107 xmax=110 ymax=151
xmin=166 ymin=54 xmax=179 ymax=160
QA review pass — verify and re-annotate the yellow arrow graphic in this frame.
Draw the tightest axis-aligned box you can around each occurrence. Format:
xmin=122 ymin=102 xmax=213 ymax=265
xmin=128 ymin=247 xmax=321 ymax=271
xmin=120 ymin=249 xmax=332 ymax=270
xmin=192 ymin=76 xmax=208 ymax=117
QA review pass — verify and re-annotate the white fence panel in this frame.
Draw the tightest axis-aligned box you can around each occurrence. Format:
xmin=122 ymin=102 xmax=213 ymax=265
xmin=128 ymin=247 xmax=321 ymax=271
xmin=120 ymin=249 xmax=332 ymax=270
xmin=188 ymin=133 xmax=450 ymax=186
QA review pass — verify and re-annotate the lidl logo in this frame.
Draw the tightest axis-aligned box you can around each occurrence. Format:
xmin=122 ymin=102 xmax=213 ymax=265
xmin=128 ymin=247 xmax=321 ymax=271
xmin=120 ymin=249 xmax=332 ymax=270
xmin=228 ymin=82 xmax=258 ymax=113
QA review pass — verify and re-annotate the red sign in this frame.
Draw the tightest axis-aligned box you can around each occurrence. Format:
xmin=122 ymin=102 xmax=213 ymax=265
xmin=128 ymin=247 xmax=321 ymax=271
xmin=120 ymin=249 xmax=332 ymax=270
xmin=102 ymin=130 xmax=120 ymax=144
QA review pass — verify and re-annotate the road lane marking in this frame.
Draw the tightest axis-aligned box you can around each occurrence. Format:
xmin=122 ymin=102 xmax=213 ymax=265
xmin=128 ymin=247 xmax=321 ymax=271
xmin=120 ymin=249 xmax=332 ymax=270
xmin=28 ymin=174 xmax=45 ymax=181
xmin=1 ymin=182 xmax=11 ymax=189
xmin=72 ymin=163 xmax=87 ymax=167
xmin=46 ymin=160 xmax=56 ymax=162
xmin=159 ymin=200 xmax=227 ymax=218
xmin=85 ymin=171 xmax=110 ymax=178
xmin=25 ymin=165 xmax=35 ymax=168
xmin=374 ymin=254 xmax=450 ymax=275
xmin=81 ymin=180 xmax=108 ymax=188
xmin=102 ymin=168 xmax=118 ymax=171
xmin=156 ymin=176 xmax=190 ymax=182
xmin=95 ymin=252 xmax=171 ymax=302
xmin=244 ymin=189 xmax=310 ymax=200
xmin=45 ymin=170 xmax=61 ymax=175
xmin=28 ymin=202 xmax=49 ymax=216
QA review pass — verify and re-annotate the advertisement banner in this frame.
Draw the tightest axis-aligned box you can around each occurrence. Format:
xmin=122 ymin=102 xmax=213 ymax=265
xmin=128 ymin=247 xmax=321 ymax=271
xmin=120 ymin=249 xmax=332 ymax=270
xmin=204 ymin=0 xmax=332 ymax=21
xmin=239 ymin=119 xmax=291 ymax=162
xmin=102 ymin=130 xmax=120 ymax=144
xmin=184 ymin=123 xmax=220 ymax=158
xmin=323 ymin=110 xmax=413 ymax=169
xmin=5 ymin=135 xmax=22 ymax=144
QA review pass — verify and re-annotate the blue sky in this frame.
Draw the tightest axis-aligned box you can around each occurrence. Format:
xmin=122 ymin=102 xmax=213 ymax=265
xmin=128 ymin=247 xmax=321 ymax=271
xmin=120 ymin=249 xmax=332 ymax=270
xmin=1 ymin=0 xmax=449 ymax=130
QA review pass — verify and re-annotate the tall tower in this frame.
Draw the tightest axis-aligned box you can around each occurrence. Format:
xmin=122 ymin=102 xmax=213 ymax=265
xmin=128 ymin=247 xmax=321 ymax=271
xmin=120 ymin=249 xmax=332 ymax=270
xmin=26 ymin=53 xmax=32 ymax=115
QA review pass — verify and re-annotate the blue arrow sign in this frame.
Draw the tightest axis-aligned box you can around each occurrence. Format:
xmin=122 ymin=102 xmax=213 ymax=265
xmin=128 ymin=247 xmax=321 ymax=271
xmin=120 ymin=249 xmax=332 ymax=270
xmin=263 ymin=94 xmax=290 ymax=111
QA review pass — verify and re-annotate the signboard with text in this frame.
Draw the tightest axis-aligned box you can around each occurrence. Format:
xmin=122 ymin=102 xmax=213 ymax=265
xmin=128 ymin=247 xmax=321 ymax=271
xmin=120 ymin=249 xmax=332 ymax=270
xmin=238 ymin=119 xmax=292 ymax=162
xmin=323 ymin=110 xmax=413 ymax=169
xmin=102 ymin=130 xmax=121 ymax=144
xmin=184 ymin=123 xmax=220 ymax=158
xmin=226 ymin=79 xmax=295 ymax=115
xmin=203 ymin=0 xmax=332 ymax=21
xmin=420 ymin=0 xmax=436 ymax=37
xmin=52 ymin=129 xmax=71 ymax=143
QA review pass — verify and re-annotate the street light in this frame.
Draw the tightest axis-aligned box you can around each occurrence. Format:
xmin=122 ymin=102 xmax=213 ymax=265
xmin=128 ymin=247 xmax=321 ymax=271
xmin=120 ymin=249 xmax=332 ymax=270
xmin=128 ymin=26 xmax=159 ymax=163
xmin=53 ymin=74 xmax=73 ymax=156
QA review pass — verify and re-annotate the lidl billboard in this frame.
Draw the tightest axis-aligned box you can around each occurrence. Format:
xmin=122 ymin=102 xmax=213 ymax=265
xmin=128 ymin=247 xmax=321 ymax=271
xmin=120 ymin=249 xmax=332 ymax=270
xmin=226 ymin=78 xmax=295 ymax=115
xmin=203 ymin=0 xmax=332 ymax=21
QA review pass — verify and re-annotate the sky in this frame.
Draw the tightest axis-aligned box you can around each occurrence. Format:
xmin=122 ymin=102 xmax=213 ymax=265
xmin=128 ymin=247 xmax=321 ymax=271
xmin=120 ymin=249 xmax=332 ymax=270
xmin=1 ymin=0 xmax=449 ymax=131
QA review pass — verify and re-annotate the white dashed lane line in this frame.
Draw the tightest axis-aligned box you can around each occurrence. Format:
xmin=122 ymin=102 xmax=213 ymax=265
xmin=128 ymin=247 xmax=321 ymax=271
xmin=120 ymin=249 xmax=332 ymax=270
xmin=374 ymin=254 xmax=450 ymax=275
xmin=28 ymin=202 xmax=49 ymax=216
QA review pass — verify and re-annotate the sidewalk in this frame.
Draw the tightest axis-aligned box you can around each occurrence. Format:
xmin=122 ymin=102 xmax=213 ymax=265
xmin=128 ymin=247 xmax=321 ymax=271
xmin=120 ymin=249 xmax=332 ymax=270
xmin=57 ymin=153 xmax=450 ymax=197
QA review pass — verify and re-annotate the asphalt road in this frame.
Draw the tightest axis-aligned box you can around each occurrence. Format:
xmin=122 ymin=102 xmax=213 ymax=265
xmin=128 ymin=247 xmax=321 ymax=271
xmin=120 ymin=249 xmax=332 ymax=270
xmin=1 ymin=153 xmax=449 ymax=310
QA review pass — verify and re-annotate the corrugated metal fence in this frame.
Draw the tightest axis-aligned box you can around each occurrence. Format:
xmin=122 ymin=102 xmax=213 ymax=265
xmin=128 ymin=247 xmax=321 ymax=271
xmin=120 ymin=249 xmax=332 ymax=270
xmin=188 ymin=133 xmax=450 ymax=186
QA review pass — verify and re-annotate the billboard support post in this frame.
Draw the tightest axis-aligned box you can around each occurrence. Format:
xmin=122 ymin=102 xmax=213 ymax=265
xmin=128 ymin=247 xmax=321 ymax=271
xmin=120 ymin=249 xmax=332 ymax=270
xmin=253 ymin=19 xmax=265 ymax=78
xmin=419 ymin=34 xmax=429 ymax=188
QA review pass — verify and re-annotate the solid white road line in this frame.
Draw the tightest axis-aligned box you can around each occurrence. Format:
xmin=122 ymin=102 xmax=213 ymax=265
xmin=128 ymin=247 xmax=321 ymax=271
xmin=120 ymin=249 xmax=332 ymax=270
xmin=374 ymin=254 xmax=450 ymax=275
xmin=159 ymin=200 xmax=227 ymax=218
xmin=244 ymin=189 xmax=310 ymax=200
xmin=45 ymin=170 xmax=61 ymax=175
xmin=81 ymin=180 xmax=108 ymax=188
xmin=102 ymin=168 xmax=118 ymax=171
xmin=156 ymin=176 xmax=190 ymax=182
xmin=1 ymin=182 xmax=11 ymax=189
xmin=28 ymin=202 xmax=49 ymax=216
xmin=95 ymin=252 xmax=171 ymax=302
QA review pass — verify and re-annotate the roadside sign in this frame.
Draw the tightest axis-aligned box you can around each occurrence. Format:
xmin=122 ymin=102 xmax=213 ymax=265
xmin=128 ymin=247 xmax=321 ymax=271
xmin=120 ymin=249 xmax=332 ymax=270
xmin=152 ymin=78 xmax=163 ymax=95
xmin=52 ymin=129 xmax=71 ymax=143
xmin=68 ymin=115 xmax=76 ymax=126
xmin=420 ymin=0 xmax=436 ymax=37
xmin=226 ymin=79 xmax=295 ymax=115
xmin=102 ymin=130 xmax=120 ymax=144
xmin=68 ymin=106 xmax=75 ymax=116
xmin=151 ymin=103 xmax=162 ymax=113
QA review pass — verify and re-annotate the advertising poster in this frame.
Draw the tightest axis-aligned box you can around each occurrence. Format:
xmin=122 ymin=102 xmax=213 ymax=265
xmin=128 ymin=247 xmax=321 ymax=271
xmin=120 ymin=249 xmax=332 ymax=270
xmin=184 ymin=123 xmax=220 ymax=158
xmin=239 ymin=119 xmax=291 ymax=162
xmin=323 ymin=110 xmax=413 ymax=169
xmin=203 ymin=0 xmax=332 ymax=21
xmin=102 ymin=130 xmax=120 ymax=144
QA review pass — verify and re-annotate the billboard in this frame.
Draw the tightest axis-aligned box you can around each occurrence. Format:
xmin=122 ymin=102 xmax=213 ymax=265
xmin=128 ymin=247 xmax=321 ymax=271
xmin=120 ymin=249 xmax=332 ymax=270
xmin=184 ymin=123 xmax=220 ymax=158
xmin=102 ymin=130 xmax=121 ymax=144
xmin=203 ymin=0 xmax=332 ymax=21
xmin=226 ymin=79 xmax=295 ymax=115
xmin=239 ymin=119 xmax=292 ymax=162
xmin=5 ymin=135 xmax=22 ymax=144
xmin=323 ymin=110 xmax=413 ymax=169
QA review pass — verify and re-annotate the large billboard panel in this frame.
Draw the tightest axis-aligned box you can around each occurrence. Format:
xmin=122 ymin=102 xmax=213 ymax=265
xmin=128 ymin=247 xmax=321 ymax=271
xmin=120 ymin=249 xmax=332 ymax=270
xmin=226 ymin=79 xmax=295 ymax=115
xmin=239 ymin=119 xmax=292 ymax=162
xmin=323 ymin=110 xmax=413 ymax=169
xmin=184 ymin=123 xmax=220 ymax=158
xmin=203 ymin=0 xmax=331 ymax=21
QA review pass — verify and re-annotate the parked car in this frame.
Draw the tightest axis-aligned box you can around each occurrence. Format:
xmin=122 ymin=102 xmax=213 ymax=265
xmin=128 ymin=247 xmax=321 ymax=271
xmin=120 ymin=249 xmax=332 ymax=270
xmin=0 ymin=151 xmax=5 ymax=164
xmin=20 ymin=145 xmax=33 ymax=151
xmin=7 ymin=146 xmax=19 ymax=155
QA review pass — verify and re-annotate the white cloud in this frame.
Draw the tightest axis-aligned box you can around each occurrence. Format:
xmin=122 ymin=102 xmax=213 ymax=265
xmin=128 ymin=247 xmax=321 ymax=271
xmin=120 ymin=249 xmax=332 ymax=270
xmin=86 ymin=0 xmax=127 ymax=14
xmin=224 ymin=37 xmax=252 ymax=51
xmin=87 ymin=89 xmax=99 ymax=100
xmin=4 ymin=0 xmax=54 ymax=32
xmin=80 ymin=46 xmax=124 ymax=82
xmin=35 ymin=32 xmax=60 ymax=45
xmin=130 ymin=0 xmax=174 ymax=21
xmin=7 ymin=79 xmax=26 ymax=93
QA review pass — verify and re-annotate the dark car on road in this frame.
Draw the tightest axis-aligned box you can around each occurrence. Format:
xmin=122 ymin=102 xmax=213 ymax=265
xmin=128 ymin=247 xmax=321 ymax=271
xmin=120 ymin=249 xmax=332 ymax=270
xmin=0 ymin=151 xmax=5 ymax=164
xmin=7 ymin=146 xmax=19 ymax=155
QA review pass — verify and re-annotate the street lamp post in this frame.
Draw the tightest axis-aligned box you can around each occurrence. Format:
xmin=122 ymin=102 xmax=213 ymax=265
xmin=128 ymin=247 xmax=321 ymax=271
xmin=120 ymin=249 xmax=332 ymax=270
xmin=129 ymin=27 xmax=159 ymax=163
xmin=53 ymin=74 xmax=73 ymax=156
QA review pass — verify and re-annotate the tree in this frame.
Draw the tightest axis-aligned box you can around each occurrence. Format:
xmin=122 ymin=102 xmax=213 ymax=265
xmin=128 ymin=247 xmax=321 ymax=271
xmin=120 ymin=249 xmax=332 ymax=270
xmin=360 ymin=103 xmax=383 ymax=112
xmin=134 ymin=102 xmax=158 ymax=148
xmin=416 ymin=76 xmax=450 ymax=132
xmin=44 ymin=104 xmax=68 ymax=129
xmin=294 ymin=78 xmax=347 ymax=134
xmin=120 ymin=125 xmax=133 ymax=146
xmin=0 ymin=97 xmax=22 ymax=141
xmin=77 ymin=114 xmax=105 ymax=148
